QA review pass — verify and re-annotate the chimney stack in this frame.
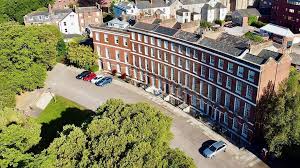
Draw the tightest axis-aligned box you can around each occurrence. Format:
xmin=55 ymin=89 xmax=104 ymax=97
xmin=48 ymin=4 xmax=52 ymax=14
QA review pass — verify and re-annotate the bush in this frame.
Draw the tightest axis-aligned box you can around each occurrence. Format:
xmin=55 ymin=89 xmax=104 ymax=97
xmin=120 ymin=73 xmax=127 ymax=80
xmin=112 ymin=69 xmax=117 ymax=76
xmin=200 ymin=20 xmax=212 ymax=29
xmin=251 ymin=21 xmax=267 ymax=28
xmin=248 ymin=16 xmax=258 ymax=25
xmin=244 ymin=32 xmax=264 ymax=43
xmin=90 ymin=65 xmax=99 ymax=72
xmin=215 ymin=19 xmax=224 ymax=26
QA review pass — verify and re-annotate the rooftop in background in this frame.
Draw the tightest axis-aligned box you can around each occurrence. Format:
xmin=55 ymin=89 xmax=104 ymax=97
xmin=234 ymin=8 xmax=261 ymax=17
xmin=75 ymin=6 xmax=101 ymax=13
xmin=289 ymin=52 xmax=300 ymax=65
xmin=135 ymin=0 xmax=175 ymax=9
xmin=176 ymin=8 xmax=190 ymax=16
xmin=179 ymin=0 xmax=208 ymax=5
xmin=260 ymin=23 xmax=294 ymax=38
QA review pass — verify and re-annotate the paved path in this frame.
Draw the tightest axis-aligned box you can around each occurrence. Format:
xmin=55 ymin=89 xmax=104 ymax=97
xmin=46 ymin=64 xmax=269 ymax=168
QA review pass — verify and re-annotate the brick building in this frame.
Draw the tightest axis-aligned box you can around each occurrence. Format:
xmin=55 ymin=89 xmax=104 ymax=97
xmin=90 ymin=21 xmax=291 ymax=144
xmin=52 ymin=0 xmax=78 ymax=9
xmin=271 ymin=0 xmax=300 ymax=33
xmin=75 ymin=5 xmax=103 ymax=33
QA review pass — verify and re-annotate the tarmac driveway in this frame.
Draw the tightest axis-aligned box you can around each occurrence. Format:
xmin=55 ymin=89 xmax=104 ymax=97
xmin=46 ymin=64 xmax=268 ymax=168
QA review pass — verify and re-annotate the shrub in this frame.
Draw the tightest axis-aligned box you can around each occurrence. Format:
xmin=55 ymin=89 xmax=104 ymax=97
xmin=215 ymin=19 xmax=224 ymax=26
xmin=90 ymin=65 xmax=99 ymax=72
xmin=244 ymin=32 xmax=264 ymax=43
xmin=248 ymin=16 xmax=258 ymax=25
xmin=200 ymin=20 xmax=212 ymax=29
xmin=120 ymin=73 xmax=127 ymax=80
xmin=250 ymin=21 xmax=267 ymax=28
xmin=112 ymin=69 xmax=117 ymax=76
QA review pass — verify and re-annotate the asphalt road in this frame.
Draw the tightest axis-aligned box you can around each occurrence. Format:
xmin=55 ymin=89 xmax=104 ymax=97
xmin=46 ymin=64 xmax=268 ymax=168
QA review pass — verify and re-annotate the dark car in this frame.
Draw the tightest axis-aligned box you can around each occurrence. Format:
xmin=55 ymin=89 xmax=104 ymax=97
xmin=95 ymin=76 xmax=113 ymax=87
xmin=76 ymin=71 xmax=91 ymax=79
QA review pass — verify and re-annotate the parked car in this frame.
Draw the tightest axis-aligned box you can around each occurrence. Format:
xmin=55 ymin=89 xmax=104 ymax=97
xmin=95 ymin=76 xmax=113 ymax=87
xmin=76 ymin=71 xmax=91 ymax=79
xmin=91 ymin=74 xmax=105 ymax=84
xmin=83 ymin=72 xmax=96 ymax=81
xmin=203 ymin=141 xmax=227 ymax=158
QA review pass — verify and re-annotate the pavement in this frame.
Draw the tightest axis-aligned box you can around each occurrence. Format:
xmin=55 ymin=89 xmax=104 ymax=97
xmin=45 ymin=63 xmax=269 ymax=168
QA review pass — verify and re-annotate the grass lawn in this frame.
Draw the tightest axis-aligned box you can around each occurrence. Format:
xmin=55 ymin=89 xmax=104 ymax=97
xmin=32 ymin=96 xmax=94 ymax=153
xmin=36 ymin=96 xmax=85 ymax=124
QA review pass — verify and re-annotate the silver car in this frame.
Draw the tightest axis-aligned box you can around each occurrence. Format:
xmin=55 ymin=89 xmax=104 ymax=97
xmin=203 ymin=141 xmax=227 ymax=158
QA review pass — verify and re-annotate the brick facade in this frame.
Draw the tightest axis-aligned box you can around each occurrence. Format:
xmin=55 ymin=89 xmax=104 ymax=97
xmin=91 ymin=23 xmax=291 ymax=145
xmin=52 ymin=0 xmax=78 ymax=9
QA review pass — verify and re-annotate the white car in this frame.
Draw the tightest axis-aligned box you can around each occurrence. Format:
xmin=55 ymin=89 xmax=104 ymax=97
xmin=91 ymin=74 xmax=105 ymax=84
xmin=203 ymin=141 xmax=227 ymax=158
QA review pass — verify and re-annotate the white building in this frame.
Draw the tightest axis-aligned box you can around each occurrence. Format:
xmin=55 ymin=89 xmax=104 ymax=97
xmin=58 ymin=11 xmax=81 ymax=34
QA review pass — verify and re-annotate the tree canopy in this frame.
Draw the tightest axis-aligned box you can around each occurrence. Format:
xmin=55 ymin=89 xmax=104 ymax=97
xmin=66 ymin=42 xmax=98 ymax=69
xmin=0 ymin=99 xmax=196 ymax=167
xmin=0 ymin=22 xmax=62 ymax=109
xmin=36 ymin=99 xmax=195 ymax=167
xmin=0 ymin=108 xmax=41 ymax=167
xmin=257 ymin=67 xmax=300 ymax=158
xmin=0 ymin=0 xmax=53 ymax=23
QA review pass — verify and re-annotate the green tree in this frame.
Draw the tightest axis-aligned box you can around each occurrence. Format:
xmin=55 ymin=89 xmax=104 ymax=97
xmin=258 ymin=68 xmax=300 ymax=157
xmin=0 ymin=22 xmax=61 ymax=109
xmin=0 ymin=108 xmax=41 ymax=167
xmin=35 ymin=99 xmax=196 ymax=167
xmin=66 ymin=43 xmax=97 ymax=69
xmin=0 ymin=0 xmax=53 ymax=23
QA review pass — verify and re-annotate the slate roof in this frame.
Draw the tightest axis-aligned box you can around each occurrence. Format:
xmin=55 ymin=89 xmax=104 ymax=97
xmin=133 ymin=22 xmax=159 ymax=31
xmin=199 ymin=33 xmax=250 ymax=57
xmin=154 ymin=26 xmax=179 ymax=36
xmin=257 ymin=49 xmax=282 ymax=61
xmin=234 ymin=8 xmax=261 ymax=17
xmin=243 ymin=49 xmax=283 ymax=65
xmin=75 ymin=6 xmax=100 ymax=13
xmin=135 ymin=0 xmax=175 ymax=9
xmin=179 ymin=0 xmax=208 ymax=5
xmin=25 ymin=9 xmax=72 ymax=23
xmin=174 ymin=30 xmax=201 ymax=42
xmin=176 ymin=8 xmax=190 ymax=16
xmin=243 ymin=54 xmax=266 ymax=65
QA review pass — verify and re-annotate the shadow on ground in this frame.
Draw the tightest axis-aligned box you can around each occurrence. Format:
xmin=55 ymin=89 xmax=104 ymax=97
xmin=29 ymin=107 xmax=94 ymax=154
xmin=198 ymin=140 xmax=217 ymax=156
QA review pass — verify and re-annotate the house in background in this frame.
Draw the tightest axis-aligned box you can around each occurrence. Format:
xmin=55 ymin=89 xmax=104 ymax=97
xmin=260 ymin=23 xmax=295 ymax=48
xmin=232 ymin=8 xmax=261 ymax=26
xmin=24 ymin=4 xmax=103 ymax=35
xmin=114 ymin=0 xmax=228 ymax=23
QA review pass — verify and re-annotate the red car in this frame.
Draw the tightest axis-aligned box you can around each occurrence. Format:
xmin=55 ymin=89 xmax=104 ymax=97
xmin=83 ymin=72 xmax=96 ymax=81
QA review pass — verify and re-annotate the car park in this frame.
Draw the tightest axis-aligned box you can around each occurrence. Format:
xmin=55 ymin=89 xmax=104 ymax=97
xmin=91 ymin=74 xmax=105 ymax=84
xmin=203 ymin=141 xmax=227 ymax=158
xmin=83 ymin=72 xmax=96 ymax=81
xmin=76 ymin=71 xmax=91 ymax=79
xmin=95 ymin=76 xmax=113 ymax=87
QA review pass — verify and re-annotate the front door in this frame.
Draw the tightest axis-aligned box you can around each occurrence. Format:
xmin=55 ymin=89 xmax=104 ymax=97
xmin=165 ymin=83 xmax=169 ymax=94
